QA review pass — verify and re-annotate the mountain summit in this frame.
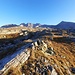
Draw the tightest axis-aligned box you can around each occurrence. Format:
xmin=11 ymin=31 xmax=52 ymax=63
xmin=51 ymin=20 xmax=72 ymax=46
xmin=56 ymin=21 xmax=75 ymax=29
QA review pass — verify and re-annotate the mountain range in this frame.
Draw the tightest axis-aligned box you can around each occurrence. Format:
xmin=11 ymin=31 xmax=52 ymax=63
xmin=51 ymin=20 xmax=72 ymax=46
xmin=1 ymin=21 xmax=75 ymax=29
xmin=40 ymin=21 xmax=75 ymax=29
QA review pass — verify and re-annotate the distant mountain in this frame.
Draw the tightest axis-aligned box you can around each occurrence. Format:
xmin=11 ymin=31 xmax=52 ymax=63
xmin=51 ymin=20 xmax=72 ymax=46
xmin=56 ymin=21 xmax=75 ymax=29
xmin=1 ymin=24 xmax=18 ymax=28
xmin=20 ymin=23 xmax=41 ymax=28
xmin=40 ymin=21 xmax=75 ymax=29
xmin=39 ymin=24 xmax=55 ymax=28
xmin=33 ymin=23 xmax=41 ymax=28
xmin=1 ymin=21 xmax=75 ymax=29
xmin=20 ymin=23 xmax=28 ymax=27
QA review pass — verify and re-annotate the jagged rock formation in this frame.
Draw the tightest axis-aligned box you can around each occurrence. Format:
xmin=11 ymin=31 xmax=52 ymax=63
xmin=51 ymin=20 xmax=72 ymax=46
xmin=32 ymin=40 xmax=47 ymax=51
xmin=32 ymin=39 xmax=55 ymax=55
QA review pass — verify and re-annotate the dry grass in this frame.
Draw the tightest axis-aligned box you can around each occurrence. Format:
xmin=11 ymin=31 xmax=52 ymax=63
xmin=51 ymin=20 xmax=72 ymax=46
xmin=5 ymin=37 xmax=75 ymax=75
xmin=21 ymin=39 xmax=75 ymax=75
xmin=5 ymin=67 xmax=22 ymax=75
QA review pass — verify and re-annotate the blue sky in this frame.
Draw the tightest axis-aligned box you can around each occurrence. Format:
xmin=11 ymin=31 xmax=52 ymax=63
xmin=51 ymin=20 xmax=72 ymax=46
xmin=0 ymin=0 xmax=75 ymax=26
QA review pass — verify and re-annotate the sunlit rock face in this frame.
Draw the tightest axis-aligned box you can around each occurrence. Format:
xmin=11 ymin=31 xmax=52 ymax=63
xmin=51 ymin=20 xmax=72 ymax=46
xmin=32 ymin=39 xmax=48 ymax=51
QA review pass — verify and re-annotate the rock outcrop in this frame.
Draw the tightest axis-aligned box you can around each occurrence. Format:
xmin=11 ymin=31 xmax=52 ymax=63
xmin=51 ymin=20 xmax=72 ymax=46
xmin=0 ymin=49 xmax=30 ymax=75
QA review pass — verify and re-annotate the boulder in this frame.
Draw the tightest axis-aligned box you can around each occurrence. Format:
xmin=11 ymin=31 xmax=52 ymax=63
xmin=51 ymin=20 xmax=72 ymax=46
xmin=71 ymin=68 xmax=75 ymax=74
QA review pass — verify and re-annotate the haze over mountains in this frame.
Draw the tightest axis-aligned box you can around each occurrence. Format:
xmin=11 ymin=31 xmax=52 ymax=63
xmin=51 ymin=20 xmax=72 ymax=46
xmin=1 ymin=21 xmax=75 ymax=29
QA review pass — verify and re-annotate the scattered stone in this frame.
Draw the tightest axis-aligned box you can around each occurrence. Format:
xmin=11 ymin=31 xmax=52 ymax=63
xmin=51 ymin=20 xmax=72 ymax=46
xmin=22 ymin=73 xmax=25 ymax=75
xmin=46 ymin=47 xmax=55 ymax=55
xmin=48 ymin=65 xmax=52 ymax=71
xmin=51 ymin=68 xmax=57 ymax=75
xmin=71 ymin=67 xmax=75 ymax=74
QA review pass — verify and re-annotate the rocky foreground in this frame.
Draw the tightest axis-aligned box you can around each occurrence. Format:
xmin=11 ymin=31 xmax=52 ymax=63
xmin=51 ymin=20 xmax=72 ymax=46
xmin=0 ymin=27 xmax=75 ymax=75
xmin=6 ymin=39 xmax=75 ymax=75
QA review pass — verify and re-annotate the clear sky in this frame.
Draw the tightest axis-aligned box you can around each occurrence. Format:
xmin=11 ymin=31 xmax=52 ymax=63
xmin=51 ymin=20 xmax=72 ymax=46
xmin=0 ymin=0 xmax=75 ymax=26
